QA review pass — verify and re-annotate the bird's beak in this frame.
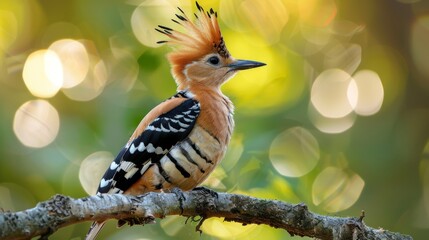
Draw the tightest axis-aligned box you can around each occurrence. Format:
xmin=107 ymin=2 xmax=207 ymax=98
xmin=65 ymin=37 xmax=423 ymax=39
xmin=227 ymin=59 xmax=266 ymax=71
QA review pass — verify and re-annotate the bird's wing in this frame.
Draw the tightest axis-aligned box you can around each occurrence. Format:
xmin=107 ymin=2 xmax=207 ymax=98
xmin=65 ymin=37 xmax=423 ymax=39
xmin=96 ymin=96 xmax=200 ymax=194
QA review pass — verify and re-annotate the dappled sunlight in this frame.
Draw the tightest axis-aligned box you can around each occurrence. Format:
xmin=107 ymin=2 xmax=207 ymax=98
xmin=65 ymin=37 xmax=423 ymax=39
xmin=311 ymin=68 xmax=356 ymax=118
xmin=269 ymin=127 xmax=320 ymax=177
xmin=352 ymin=70 xmax=384 ymax=116
xmin=312 ymin=167 xmax=364 ymax=213
xmin=0 ymin=0 xmax=427 ymax=238
xmin=131 ymin=0 xmax=191 ymax=48
xmin=23 ymin=50 xmax=63 ymax=98
xmin=79 ymin=151 xmax=114 ymax=195
xmin=308 ymin=103 xmax=356 ymax=134
xmin=48 ymin=39 xmax=89 ymax=88
xmin=62 ymin=51 xmax=108 ymax=101
xmin=13 ymin=100 xmax=60 ymax=148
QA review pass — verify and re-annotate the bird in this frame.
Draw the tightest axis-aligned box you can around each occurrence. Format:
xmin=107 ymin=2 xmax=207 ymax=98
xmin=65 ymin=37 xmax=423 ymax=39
xmin=85 ymin=2 xmax=265 ymax=239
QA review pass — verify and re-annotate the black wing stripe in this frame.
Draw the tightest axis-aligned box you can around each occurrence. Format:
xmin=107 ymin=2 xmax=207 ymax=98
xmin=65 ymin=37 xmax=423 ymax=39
xmin=96 ymin=97 xmax=200 ymax=194
xmin=156 ymin=161 xmax=172 ymax=183
xmin=184 ymin=138 xmax=213 ymax=164
xmin=179 ymin=145 xmax=205 ymax=173
xmin=166 ymin=152 xmax=191 ymax=178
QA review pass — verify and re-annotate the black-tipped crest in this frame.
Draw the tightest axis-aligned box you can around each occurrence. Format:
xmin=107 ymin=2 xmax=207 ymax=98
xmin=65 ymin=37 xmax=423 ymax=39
xmin=155 ymin=1 xmax=230 ymax=61
xmin=196 ymin=1 xmax=203 ymax=12
xmin=175 ymin=14 xmax=187 ymax=22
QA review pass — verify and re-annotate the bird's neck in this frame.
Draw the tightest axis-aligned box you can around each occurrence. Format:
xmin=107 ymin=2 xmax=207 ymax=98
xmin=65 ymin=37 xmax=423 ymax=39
xmin=183 ymin=83 xmax=224 ymax=99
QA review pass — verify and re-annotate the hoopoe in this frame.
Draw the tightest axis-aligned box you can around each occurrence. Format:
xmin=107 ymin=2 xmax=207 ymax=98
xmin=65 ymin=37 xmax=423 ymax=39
xmin=85 ymin=2 xmax=265 ymax=239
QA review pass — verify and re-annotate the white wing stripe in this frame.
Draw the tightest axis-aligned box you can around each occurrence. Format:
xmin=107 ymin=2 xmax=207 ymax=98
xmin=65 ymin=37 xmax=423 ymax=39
xmin=100 ymin=178 xmax=112 ymax=188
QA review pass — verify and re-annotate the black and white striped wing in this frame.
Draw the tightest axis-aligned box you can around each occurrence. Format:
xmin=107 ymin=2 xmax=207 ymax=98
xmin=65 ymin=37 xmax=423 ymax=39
xmin=97 ymin=98 xmax=200 ymax=194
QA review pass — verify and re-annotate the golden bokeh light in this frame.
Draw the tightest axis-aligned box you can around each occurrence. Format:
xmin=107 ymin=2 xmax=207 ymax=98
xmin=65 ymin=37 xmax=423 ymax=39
xmin=269 ymin=127 xmax=320 ymax=177
xmin=312 ymin=167 xmax=364 ymax=212
xmin=78 ymin=151 xmax=114 ymax=195
xmin=311 ymin=68 xmax=357 ymax=118
xmin=131 ymin=0 xmax=191 ymax=48
xmin=62 ymin=57 xmax=107 ymax=101
xmin=22 ymin=49 xmax=63 ymax=98
xmin=352 ymin=70 xmax=384 ymax=116
xmin=48 ymin=39 xmax=89 ymax=88
xmin=308 ymin=103 xmax=356 ymax=134
xmin=13 ymin=100 xmax=60 ymax=148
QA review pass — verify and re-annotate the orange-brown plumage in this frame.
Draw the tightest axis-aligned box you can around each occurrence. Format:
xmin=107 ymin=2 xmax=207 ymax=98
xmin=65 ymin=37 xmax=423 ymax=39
xmin=86 ymin=2 xmax=265 ymax=239
xmin=156 ymin=2 xmax=230 ymax=89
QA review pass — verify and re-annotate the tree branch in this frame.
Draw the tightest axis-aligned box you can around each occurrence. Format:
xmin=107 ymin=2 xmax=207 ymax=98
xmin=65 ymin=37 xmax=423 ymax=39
xmin=0 ymin=191 xmax=412 ymax=240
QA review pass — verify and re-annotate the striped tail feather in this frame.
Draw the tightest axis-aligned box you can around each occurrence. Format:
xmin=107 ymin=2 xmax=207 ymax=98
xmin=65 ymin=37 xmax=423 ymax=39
xmin=85 ymin=221 xmax=106 ymax=240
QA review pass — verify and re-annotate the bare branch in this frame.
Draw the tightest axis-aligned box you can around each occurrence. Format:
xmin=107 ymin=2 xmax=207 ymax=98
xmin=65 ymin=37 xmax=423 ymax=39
xmin=0 ymin=191 xmax=412 ymax=240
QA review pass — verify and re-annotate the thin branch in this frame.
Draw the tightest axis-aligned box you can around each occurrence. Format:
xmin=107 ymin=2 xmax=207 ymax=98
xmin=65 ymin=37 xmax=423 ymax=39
xmin=0 ymin=191 xmax=412 ymax=240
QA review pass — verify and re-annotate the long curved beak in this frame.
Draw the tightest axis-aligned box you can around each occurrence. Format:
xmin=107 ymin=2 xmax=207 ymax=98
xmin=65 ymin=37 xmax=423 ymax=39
xmin=228 ymin=59 xmax=266 ymax=71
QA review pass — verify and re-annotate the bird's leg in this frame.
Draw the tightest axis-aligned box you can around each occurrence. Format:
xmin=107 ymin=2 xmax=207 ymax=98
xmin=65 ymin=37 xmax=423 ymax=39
xmin=192 ymin=186 xmax=218 ymax=198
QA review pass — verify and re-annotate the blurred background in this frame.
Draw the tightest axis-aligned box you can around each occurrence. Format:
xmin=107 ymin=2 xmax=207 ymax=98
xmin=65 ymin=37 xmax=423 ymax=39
xmin=0 ymin=0 xmax=427 ymax=239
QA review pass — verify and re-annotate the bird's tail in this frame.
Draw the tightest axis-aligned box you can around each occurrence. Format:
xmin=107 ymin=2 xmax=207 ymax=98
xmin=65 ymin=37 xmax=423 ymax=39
xmin=85 ymin=221 xmax=106 ymax=240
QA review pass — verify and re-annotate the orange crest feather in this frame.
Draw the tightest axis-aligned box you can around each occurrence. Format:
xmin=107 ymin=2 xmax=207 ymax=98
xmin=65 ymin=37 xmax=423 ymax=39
xmin=155 ymin=2 xmax=230 ymax=88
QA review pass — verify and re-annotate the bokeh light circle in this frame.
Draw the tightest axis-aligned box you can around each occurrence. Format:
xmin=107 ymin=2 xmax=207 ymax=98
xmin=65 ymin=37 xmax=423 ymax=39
xmin=311 ymin=68 xmax=357 ymax=118
xmin=352 ymin=70 xmax=384 ymax=116
xmin=131 ymin=0 xmax=187 ymax=48
xmin=13 ymin=99 xmax=60 ymax=148
xmin=23 ymin=49 xmax=63 ymax=98
xmin=309 ymin=103 xmax=356 ymax=134
xmin=79 ymin=151 xmax=114 ymax=195
xmin=269 ymin=127 xmax=320 ymax=177
xmin=62 ymin=58 xmax=108 ymax=101
xmin=48 ymin=39 xmax=90 ymax=88
xmin=312 ymin=167 xmax=364 ymax=212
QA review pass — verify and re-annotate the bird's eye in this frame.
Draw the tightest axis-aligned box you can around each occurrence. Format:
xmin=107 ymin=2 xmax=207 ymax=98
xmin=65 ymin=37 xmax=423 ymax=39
xmin=208 ymin=56 xmax=220 ymax=65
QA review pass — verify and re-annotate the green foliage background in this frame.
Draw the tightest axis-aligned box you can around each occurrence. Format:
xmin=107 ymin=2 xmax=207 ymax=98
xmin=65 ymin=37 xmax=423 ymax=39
xmin=0 ymin=0 xmax=428 ymax=239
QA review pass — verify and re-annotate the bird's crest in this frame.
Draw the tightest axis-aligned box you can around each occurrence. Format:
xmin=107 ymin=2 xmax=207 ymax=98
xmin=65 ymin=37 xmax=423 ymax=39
xmin=155 ymin=2 xmax=230 ymax=87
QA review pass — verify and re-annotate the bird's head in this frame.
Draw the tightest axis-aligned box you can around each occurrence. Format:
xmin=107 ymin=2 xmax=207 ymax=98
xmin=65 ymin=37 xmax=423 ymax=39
xmin=156 ymin=1 xmax=265 ymax=90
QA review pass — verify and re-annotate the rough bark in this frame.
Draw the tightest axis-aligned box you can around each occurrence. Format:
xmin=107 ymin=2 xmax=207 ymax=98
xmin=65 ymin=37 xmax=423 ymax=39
xmin=0 ymin=191 xmax=412 ymax=240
